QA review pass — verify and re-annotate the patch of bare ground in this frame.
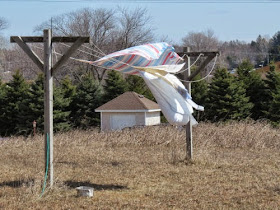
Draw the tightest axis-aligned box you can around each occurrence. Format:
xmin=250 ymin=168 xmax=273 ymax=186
xmin=0 ymin=121 xmax=280 ymax=209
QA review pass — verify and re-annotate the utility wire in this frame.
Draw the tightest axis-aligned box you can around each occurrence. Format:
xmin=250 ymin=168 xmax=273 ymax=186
xmin=0 ymin=0 xmax=280 ymax=2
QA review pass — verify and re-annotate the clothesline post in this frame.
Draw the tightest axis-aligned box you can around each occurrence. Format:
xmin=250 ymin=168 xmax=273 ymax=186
xmin=10 ymin=30 xmax=90 ymax=188
xmin=44 ymin=29 xmax=54 ymax=186
xmin=179 ymin=48 xmax=220 ymax=161
xmin=184 ymin=47 xmax=193 ymax=160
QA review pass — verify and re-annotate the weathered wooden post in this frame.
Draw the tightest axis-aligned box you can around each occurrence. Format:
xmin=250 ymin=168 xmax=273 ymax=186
xmin=10 ymin=31 xmax=90 ymax=187
xmin=183 ymin=47 xmax=193 ymax=160
xmin=178 ymin=48 xmax=220 ymax=161
xmin=44 ymin=29 xmax=54 ymax=186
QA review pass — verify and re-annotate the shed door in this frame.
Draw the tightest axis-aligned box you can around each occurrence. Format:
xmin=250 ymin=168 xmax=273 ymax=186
xmin=110 ymin=114 xmax=136 ymax=130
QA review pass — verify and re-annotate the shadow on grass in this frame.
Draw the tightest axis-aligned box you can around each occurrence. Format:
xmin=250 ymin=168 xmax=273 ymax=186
xmin=0 ymin=179 xmax=34 ymax=188
xmin=272 ymin=187 xmax=280 ymax=194
xmin=64 ymin=180 xmax=128 ymax=191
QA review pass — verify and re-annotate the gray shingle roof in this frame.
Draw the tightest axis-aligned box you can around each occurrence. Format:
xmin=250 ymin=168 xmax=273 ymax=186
xmin=95 ymin=92 xmax=160 ymax=111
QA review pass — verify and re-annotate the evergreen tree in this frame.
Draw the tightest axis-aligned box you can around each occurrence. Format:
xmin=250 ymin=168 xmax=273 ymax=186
xmin=191 ymin=75 xmax=208 ymax=121
xmin=269 ymin=31 xmax=280 ymax=61
xmin=17 ymin=73 xmax=44 ymax=135
xmin=1 ymin=70 xmax=29 ymax=136
xmin=61 ymin=76 xmax=76 ymax=99
xmin=70 ymin=74 xmax=103 ymax=128
xmin=246 ymin=71 xmax=266 ymax=120
xmin=264 ymin=62 xmax=280 ymax=92
xmin=262 ymin=62 xmax=280 ymax=118
xmin=236 ymin=60 xmax=266 ymax=120
xmin=236 ymin=59 xmax=254 ymax=86
xmin=269 ymin=87 xmax=280 ymax=126
xmin=29 ymin=74 xmax=45 ymax=132
xmin=126 ymin=74 xmax=154 ymax=101
xmin=205 ymin=67 xmax=252 ymax=122
xmin=53 ymin=76 xmax=76 ymax=132
xmin=0 ymin=77 xmax=7 ymax=135
xmin=262 ymin=62 xmax=280 ymax=124
xmin=103 ymin=70 xmax=128 ymax=103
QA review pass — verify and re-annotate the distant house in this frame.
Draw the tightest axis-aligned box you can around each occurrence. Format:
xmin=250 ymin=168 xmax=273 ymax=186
xmin=95 ymin=92 xmax=161 ymax=131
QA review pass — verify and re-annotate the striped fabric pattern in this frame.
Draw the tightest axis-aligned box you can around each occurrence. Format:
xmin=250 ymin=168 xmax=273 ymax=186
xmin=90 ymin=42 xmax=204 ymax=126
xmin=92 ymin=42 xmax=182 ymax=74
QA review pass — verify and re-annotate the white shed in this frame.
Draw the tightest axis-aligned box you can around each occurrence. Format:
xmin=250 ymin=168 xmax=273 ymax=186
xmin=95 ymin=92 xmax=161 ymax=131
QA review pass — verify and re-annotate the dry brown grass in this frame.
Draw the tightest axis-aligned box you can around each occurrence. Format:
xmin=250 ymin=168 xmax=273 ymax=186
xmin=1 ymin=122 xmax=280 ymax=209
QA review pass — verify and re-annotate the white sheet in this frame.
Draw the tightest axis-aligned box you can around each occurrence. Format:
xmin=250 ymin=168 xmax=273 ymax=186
xmin=139 ymin=71 xmax=203 ymax=126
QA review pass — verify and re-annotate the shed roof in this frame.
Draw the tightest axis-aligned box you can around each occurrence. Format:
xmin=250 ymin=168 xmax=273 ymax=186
xmin=95 ymin=92 xmax=160 ymax=112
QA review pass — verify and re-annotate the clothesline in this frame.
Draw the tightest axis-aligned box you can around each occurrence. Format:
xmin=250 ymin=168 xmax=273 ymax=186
xmin=62 ymin=42 xmax=206 ymax=75
xmin=31 ymin=41 xmax=216 ymax=126
xmin=32 ymin=42 xmax=218 ymax=84
xmin=179 ymin=54 xmax=218 ymax=83
xmin=56 ymin=42 xmax=217 ymax=83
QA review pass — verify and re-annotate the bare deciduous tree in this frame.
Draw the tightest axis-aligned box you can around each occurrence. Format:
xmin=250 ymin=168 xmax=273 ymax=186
xmin=34 ymin=7 xmax=154 ymax=82
xmin=35 ymin=8 xmax=117 ymax=81
xmin=221 ymin=40 xmax=256 ymax=69
xmin=0 ymin=17 xmax=8 ymax=31
xmin=0 ymin=17 xmax=9 ymax=77
xmin=113 ymin=7 xmax=154 ymax=49
xmin=37 ymin=8 xmax=115 ymax=46
xmin=0 ymin=17 xmax=9 ymax=48
xmin=1 ymin=45 xmax=42 ymax=80
xmin=181 ymin=29 xmax=221 ymax=76
xmin=181 ymin=29 xmax=263 ymax=70
xmin=182 ymin=29 xmax=220 ymax=52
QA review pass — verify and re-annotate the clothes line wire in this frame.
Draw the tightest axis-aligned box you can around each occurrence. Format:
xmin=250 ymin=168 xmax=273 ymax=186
xmin=32 ymin=43 xmax=218 ymax=83
xmin=178 ymin=53 xmax=219 ymax=83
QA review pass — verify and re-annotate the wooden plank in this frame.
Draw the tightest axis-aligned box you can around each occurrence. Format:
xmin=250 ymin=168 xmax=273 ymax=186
xmin=10 ymin=36 xmax=43 ymax=43
xmin=12 ymin=36 xmax=44 ymax=71
xmin=52 ymin=36 xmax=90 ymax=43
xmin=52 ymin=37 xmax=89 ymax=74
xmin=11 ymin=36 xmax=90 ymax=43
xmin=43 ymin=29 xmax=54 ymax=187
xmin=178 ymin=51 xmax=220 ymax=57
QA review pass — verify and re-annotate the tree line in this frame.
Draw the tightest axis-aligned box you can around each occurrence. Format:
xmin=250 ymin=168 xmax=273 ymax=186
xmin=1 ymin=7 xmax=280 ymax=82
xmin=1 ymin=59 xmax=280 ymax=137
xmin=1 ymin=7 xmax=280 ymax=136
xmin=0 ymin=70 xmax=153 ymax=136
xmin=192 ymin=60 xmax=280 ymax=126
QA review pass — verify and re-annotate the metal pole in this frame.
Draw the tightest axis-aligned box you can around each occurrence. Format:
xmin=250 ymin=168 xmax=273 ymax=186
xmin=184 ymin=47 xmax=193 ymax=160
xmin=44 ymin=29 xmax=54 ymax=187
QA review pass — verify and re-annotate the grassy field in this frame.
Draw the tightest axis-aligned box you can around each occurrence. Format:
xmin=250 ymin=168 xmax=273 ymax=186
xmin=0 ymin=122 xmax=280 ymax=209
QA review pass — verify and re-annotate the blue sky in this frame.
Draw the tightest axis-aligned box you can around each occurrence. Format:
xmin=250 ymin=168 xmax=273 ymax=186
xmin=0 ymin=0 xmax=279 ymax=45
